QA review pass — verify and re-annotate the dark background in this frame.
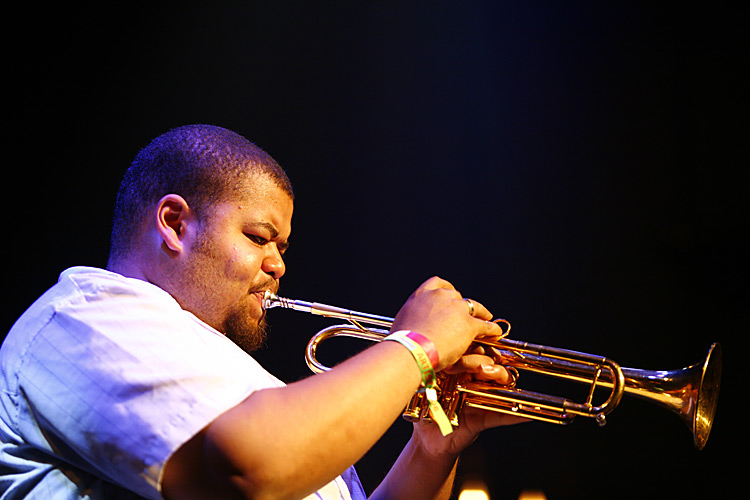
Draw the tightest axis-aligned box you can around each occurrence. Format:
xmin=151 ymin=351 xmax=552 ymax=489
xmin=4 ymin=2 xmax=744 ymax=499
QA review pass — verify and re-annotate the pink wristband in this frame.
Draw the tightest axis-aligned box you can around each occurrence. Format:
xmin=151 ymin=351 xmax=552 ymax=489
xmin=384 ymin=330 xmax=453 ymax=436
xmin=403 ymin=331 xmax=439 ymax=369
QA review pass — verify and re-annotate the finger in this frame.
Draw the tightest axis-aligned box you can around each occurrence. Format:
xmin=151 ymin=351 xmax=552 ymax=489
xmin=418 ymin=276 xmax=457 ymax=292
xmin=468 ymin=345 xmax=486 ymax=356
xmin=473 ymin=318 xmax=506 ymax=339
xmin=475 ymin=364 xmax=514 ymax=384
xmin=442 ymin=353 xmax=494 ymax=374
xmin=442 ymin=355 xmax=515 ymax=385
xmin=461 ymin=298 xmax=493 ymax=321
xmin=486 ymin=346 xmax=511 ymax=365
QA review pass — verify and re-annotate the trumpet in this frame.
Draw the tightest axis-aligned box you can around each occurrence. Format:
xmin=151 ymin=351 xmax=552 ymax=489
xmin=263 ymin=292 xmax=722 ymax=450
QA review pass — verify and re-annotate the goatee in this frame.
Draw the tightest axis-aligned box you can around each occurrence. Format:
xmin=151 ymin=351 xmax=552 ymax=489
xmin=223 ymin=311 xmax=269 ymax=354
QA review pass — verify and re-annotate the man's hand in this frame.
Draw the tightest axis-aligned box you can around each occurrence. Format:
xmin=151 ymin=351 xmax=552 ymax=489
xmin=369 ymin=349 xmax=527 ymax=500
xmin=411 ymin=347 xmax=528 ymax=459
xmin=390 ymin=277 xmax=505 ymax=371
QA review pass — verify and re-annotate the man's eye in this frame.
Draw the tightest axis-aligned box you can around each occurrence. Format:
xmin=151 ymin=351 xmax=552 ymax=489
xmin=245 ymin=234 xmax=268 ymax=245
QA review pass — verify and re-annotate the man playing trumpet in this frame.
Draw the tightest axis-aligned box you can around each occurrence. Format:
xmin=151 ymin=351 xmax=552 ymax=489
xmin=0 ymin=125 xmax=522 ymax=500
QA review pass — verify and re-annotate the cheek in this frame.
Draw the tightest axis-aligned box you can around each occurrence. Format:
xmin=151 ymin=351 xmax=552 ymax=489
xmin=223 ymin=246 xmax=242 ymax=277
xmin=224 ymin=246 xmax=262 ymax=280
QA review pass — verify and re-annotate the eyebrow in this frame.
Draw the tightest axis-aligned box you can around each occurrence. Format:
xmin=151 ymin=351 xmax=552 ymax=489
xmin=248 ymin=222 xmax=278 ymax=238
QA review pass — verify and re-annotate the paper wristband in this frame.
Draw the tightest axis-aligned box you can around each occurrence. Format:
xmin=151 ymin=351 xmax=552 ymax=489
xmin=384 ymin=330 xmax=454 ymax=436
xmin=403 ymin=331 xmax=439 ymax=369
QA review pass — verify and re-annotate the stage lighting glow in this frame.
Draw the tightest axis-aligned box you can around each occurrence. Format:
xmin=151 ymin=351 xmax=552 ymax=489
xmin=457 ymin=480 xmax=490 ymax=500
xmin=518 ymin=490 xmax=547 ymax=500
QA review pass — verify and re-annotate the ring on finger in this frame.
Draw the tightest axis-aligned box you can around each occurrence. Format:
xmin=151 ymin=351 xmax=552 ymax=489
xmin=463 ymin=298 xmax=475 ymax=317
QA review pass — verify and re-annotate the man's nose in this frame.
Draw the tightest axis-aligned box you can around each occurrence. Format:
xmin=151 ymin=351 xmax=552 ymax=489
xmin=262 ymin=244 xmax=286 ymax=279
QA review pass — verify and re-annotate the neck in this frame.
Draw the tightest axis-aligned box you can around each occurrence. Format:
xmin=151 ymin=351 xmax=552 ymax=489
xmin=106 ymin=254 xmax=150 ymax=282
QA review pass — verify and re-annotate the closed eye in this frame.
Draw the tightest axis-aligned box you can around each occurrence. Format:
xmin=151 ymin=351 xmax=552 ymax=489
xmin=243 ymin=222 xmax=289 ymax=254
xmin=245 ymin=233 xmax=268 ymax=246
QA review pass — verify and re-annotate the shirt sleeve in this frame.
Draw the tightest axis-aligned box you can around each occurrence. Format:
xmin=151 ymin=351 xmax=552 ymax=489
xmin=13 ymin=273 xmax=279 ymax=499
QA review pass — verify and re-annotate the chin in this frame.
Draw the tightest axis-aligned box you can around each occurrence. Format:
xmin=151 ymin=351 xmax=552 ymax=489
xmin=223 ymin=314 xmax=268 ymax=354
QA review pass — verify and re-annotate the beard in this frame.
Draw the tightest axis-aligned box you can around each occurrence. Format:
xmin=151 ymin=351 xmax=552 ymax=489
xmin=222 ymin=301 xmax=270 ymax=354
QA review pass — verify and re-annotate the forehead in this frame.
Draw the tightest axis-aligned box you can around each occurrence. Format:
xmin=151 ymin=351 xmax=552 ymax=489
xmin=211 ymin=174 xmax=294 ymax=229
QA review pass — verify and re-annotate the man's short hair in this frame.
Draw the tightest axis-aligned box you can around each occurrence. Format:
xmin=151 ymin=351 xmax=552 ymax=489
xmin=109 ymin=124 xmax=294 ymax=261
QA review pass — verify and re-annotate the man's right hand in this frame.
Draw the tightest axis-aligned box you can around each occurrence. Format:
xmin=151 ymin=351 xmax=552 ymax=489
xmin=390 ymin=276 xmax=504 ymax=371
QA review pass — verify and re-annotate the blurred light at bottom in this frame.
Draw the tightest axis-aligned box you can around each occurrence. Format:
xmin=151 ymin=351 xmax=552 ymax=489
xmin=457 ymin=480 xmax=547 ymax=500
xmin=518 ymin=490 xmax=547 ymax=500
xmin=457 ymin=480 xmax=490 ymax=500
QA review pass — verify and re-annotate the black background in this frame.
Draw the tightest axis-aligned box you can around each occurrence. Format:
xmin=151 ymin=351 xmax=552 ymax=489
xmin=4 ymin=2 xmax=744 ymax=499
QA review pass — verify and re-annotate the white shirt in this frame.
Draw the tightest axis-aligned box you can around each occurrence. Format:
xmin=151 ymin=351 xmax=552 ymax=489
xmin=0 ymin=267 xmax=363 ymax=500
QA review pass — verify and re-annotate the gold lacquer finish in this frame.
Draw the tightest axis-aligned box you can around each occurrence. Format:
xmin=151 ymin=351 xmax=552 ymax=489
xmin=263 ymin=292 xmax=722 ymax=449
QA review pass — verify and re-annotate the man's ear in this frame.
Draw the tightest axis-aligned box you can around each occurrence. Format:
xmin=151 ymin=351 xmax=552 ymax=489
xmin=155 ymin=194 xmax=194 ymax=255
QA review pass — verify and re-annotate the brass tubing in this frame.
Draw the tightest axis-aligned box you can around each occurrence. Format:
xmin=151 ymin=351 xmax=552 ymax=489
xmin=263 ymin=292 xmax=721 ymax=449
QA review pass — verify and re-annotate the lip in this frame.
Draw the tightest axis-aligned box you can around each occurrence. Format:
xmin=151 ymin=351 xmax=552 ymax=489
xmin=251 ymin=286 xmax=277 ymax=310
xmin=251 ymin=290 xmax=267 ymax=305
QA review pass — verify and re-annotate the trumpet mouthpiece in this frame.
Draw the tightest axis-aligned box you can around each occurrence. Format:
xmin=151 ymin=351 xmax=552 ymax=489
xmin=262 ymin=290 xmax=282 ymax=310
